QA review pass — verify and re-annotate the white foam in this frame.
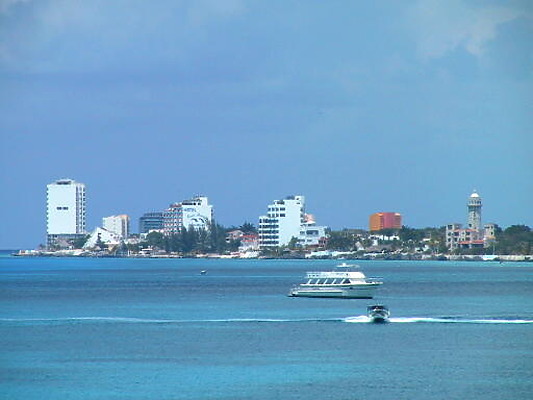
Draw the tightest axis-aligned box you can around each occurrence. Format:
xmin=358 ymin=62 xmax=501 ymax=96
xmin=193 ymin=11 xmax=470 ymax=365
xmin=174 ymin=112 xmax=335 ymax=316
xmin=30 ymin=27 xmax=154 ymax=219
xmin=2 ymin=316 xmax=532 ymax=325
xmin=343 ymin=316 xmax=533 ymax=324
xmin=0 ymin=316 xmax=340 ymax=324
xmin=344 ymin=315 xmax=372 ymax=323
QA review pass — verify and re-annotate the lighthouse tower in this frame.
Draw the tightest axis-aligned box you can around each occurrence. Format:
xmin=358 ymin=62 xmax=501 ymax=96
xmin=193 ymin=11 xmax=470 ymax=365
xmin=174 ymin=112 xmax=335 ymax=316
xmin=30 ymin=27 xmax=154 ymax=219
xmin=467 ymin=190 xmax=482 ymax=231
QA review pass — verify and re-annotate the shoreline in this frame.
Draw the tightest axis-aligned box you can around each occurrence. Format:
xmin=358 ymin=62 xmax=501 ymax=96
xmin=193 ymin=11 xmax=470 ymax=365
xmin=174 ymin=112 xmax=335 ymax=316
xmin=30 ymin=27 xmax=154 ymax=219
xmin=8 ymin=250 xmax=533 ymax=262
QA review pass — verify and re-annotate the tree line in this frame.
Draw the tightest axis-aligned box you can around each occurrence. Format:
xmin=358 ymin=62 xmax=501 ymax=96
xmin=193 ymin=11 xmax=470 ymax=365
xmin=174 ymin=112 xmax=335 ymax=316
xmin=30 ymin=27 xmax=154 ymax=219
xmin=132 ymin=222 xmax=257 ymax=254
xmin=325 ymin=225 xmax=532 ymax=255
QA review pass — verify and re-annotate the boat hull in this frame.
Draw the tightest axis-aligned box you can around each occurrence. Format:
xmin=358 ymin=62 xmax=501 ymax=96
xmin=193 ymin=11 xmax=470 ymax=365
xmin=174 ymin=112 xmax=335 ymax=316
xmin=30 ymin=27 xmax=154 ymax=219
xmin=289 ymin=284 xmax=380 ymax=299
xmin=367 ymin=305 xmax=390 ymax=323
xmin=369 ymin=314 xmax=389 ymax=323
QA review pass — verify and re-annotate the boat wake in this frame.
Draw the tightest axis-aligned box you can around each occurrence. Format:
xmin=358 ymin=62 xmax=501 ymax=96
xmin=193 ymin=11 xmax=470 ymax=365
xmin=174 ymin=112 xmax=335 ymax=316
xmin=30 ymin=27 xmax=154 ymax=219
xmin=0 ymin=316 xmax=344 ymax=325
xmin=1 ymin=316 xmax=532 ymax=325
xmin=344 ymin=316 xmax=533 ymax=324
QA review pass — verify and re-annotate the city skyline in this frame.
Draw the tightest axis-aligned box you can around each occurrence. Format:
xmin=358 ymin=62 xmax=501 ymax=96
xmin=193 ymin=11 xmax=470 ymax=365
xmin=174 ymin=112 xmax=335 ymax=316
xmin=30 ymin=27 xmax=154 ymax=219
xmin=24 ymin=177 xmax=533 ymax=250
xmin=1 ymin=1 xmax=532 ymax=248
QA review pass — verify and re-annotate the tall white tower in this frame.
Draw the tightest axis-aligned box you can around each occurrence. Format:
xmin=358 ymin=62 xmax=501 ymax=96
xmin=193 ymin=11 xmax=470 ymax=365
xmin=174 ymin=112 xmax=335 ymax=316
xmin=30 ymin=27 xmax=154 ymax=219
xmin=467 ymin=190 xmax=482 ymax=231
xmin=258 ymin=195 xmax=305 ymax=248
xmin=47 ymin=179 xmax=86 ymax=247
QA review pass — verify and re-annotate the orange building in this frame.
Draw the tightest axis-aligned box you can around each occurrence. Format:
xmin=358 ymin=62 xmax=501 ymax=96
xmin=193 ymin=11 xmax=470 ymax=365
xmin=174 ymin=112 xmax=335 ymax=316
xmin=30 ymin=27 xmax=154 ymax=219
xmin=369 ymin=212 xmax=402 ymax=232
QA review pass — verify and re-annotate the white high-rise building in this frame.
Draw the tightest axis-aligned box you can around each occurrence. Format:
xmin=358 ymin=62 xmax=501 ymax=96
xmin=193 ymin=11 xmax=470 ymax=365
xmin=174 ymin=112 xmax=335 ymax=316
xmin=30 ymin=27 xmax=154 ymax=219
xmin=258 ymin=195 xmax=306 ymax=248
xmin=163 ymin=196 xmax=213 ymax=235
xmin=102 ymin=214 xmax=130 ymax=239
xmin=46 ymin=178 xmax=86 ymax=247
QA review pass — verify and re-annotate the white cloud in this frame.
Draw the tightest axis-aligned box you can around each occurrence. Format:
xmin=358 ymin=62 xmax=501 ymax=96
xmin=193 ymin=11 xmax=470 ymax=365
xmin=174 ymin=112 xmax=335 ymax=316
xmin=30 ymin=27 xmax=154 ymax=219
xmin=0 ymin=0 xmax=247 ymax=72
xmin=410 ymin=0 xmax=528 ymax=60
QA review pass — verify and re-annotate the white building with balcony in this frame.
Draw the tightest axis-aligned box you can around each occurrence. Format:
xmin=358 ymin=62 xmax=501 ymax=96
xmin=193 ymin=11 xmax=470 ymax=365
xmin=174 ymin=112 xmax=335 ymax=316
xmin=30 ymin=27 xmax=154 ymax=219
xmin=258 ymin=195 xmax=306 ymax=248
xmin=258 ymin=195 xmax=327 ymax=249
xmin=163 ymin=196 xmax=213 ymax=235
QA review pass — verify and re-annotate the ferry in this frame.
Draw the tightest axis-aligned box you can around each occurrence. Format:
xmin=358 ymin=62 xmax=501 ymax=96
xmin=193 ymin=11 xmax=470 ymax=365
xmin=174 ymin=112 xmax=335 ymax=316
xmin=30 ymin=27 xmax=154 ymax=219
xmin=367 ymin=304 xmax=390 ymax=323
xmin=288 ymin=263 xmax=383 ymax=299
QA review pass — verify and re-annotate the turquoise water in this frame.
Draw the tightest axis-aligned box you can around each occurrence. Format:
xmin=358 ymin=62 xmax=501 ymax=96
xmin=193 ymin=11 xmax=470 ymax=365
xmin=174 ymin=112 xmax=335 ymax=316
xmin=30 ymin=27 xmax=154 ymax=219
xmin=1 ymin=255 xmax=532 ymax=399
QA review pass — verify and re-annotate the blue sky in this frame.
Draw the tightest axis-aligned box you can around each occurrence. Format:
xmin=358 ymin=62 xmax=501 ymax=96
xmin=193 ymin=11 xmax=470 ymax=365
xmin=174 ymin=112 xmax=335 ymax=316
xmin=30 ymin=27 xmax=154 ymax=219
xmin=0 ymin=0 xmax=532 ymax=248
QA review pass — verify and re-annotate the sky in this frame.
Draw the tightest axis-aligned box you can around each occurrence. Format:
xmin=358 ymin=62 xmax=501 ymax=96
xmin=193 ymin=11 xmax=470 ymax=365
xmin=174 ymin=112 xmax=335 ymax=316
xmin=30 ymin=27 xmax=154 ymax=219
xmin=0 ymin=0 xmax=532 ymax=248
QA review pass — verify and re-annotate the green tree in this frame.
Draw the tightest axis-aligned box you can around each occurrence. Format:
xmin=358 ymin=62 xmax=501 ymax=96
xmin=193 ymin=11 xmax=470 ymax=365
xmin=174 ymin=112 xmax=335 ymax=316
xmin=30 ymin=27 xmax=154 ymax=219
xmin=495 ymin=225 xmax=532 ymax=255
xmin=210 ymin=222 xmax=230 ymax=253
xmin=326 ymin=230 xmax=355 ymax=251
xmin=95 ymin=233 xmax=107 ymax=251
xmin=288 ymin=236 xmax=299 ymax=250
xmin=146 ymin=231 xmax=165 ymax=249
xmin=239 ymin=222 xmax=257 ymax=234
xmin=398 ymin=226 xmax=425 ymax=243
xmin=71 ymin=235 xmax=90 ymax=249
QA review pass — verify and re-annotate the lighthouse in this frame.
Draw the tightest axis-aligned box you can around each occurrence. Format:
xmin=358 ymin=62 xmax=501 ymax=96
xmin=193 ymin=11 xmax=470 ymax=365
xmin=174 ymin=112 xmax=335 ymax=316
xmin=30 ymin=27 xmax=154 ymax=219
xmin=467 ymin=190 xmax=482 ymax=232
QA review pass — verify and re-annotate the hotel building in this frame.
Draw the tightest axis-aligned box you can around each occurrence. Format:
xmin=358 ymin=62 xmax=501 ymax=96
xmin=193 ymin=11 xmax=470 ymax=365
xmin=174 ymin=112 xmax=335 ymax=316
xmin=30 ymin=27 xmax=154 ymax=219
xmin=369 ymin=212 xmax=402 ymax=232
xmin=163 ymin=196 xmax=213 ymax=235
xmin=102 ymin=214 xmax=130 ymax=239
xmin=139 ymin=212 xmax=164 ymax=234
xmin=46 ymin=178 xmax=86 ymax=248
xmin=258 ymin=195 xmax=327 ymax=248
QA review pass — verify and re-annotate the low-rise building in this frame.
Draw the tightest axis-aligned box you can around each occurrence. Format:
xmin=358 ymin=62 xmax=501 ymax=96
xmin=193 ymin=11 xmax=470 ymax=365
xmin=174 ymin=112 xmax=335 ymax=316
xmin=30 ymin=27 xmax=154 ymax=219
xmin=83 ymin=227 xmax=122 ymax=250
xmin=298 ymin=214 xmax=328 ymax=248
xmin=445 ymin=191 xmax=495 ymax=250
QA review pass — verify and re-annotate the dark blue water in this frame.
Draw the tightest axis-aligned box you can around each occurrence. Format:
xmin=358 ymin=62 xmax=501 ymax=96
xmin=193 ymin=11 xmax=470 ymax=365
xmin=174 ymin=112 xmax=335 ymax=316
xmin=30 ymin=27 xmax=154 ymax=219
xmin=1 ymin=255 xmax=532 ymax=399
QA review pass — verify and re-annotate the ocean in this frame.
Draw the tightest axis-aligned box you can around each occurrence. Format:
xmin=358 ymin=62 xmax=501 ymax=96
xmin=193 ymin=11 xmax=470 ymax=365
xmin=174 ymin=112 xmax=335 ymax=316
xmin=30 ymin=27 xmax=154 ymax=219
xmin=1 ymin=254 xmax=532 ymax=399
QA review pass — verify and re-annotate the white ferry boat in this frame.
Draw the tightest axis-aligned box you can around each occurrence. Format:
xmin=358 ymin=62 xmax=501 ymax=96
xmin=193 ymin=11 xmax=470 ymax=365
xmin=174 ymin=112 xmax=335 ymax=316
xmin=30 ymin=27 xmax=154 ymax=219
xmin=288 ymin=263 xmax=383 ymax=299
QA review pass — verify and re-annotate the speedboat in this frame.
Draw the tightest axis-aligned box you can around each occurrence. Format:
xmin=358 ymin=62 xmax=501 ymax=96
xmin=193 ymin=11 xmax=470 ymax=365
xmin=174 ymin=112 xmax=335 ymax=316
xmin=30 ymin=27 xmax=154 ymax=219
xmin=367 ymin=304 xmax=390 ymax=323
xmin=288 ymin=263 xmax=383 ymax=299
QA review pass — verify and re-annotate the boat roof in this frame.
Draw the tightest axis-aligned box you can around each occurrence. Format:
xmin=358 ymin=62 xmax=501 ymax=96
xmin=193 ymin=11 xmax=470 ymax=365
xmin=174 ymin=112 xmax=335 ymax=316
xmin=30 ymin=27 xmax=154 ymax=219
xmin=367 ymin=305 xmax=388 ymax=310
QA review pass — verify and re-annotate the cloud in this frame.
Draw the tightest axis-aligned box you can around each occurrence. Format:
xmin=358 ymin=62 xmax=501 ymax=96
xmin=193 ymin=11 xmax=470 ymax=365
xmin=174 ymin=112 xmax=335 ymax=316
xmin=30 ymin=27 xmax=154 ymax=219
xmin=409 ymin=0 xmax=529 ymax=60
xmin=0 ymin=0 xmax=247 ymax=72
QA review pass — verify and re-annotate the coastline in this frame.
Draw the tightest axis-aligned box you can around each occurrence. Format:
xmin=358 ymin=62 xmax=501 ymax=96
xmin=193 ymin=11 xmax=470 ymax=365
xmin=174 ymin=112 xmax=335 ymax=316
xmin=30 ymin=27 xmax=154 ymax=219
xmin=8 ymin=249 xmax=533 ymax=262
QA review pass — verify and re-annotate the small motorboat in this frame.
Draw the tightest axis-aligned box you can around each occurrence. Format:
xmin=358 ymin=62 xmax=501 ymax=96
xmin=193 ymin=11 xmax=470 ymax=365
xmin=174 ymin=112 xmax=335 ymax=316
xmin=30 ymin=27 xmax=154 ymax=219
xmin=367 ymin=304 xmax=390 ymax=323
xmin=200 ymin=270 xmax=207 ymax=275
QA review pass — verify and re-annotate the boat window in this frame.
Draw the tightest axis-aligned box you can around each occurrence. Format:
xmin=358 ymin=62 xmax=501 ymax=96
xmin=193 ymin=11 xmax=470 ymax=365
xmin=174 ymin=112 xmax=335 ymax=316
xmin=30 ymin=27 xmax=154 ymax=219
xmin=342 ymin=279 xmax=351 ymax=284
